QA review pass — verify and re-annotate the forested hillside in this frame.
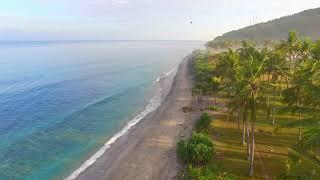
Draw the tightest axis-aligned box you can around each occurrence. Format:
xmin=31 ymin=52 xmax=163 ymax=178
xmin=214 ymin=7 xmax=320 ymax=41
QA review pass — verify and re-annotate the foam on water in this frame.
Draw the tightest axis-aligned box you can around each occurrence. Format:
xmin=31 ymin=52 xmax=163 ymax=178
xmin=154 ymin=65 xmax=177 ymax=84
xmin=154 ymin=77 xmax=161 ymax=84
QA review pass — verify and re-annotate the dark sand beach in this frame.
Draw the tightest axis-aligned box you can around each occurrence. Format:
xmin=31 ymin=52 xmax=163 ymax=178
xmin=73 ymin=55 xmax=199 ymax=180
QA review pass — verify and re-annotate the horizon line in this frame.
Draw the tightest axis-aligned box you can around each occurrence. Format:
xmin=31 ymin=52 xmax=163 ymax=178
xmin=0 ymin=39 xmax=206 ymax=43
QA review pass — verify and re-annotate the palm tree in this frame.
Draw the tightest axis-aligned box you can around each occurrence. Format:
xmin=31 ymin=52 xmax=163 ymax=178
xmin=311 ymin=40 xmax=320 ymax=61
xmin=232 ymin=80 xmax=251 ymax=158
xmin=278 ymin=31 xmax=301 ymax=88
xmin=294 ymin=57 xmax=320 ymax=151
xmin=282 ymin=60 xmax=319 ymax=140
xmin=300 ymin=117 xmax=320 ymax=151
xmin=230 ymin=80 xmax=248 ymax=134
xmin=300 ymin=38 xmax=313 ymax=60
xmin=238 ymin=42 xmax=267 ymax=176
xmin=214 ymin=49 xmax=239 ymax=120
xmin=210 ymin=76 xmax=221 ymax=104
xmin=263 ymin=50 xmax=288 ymax=124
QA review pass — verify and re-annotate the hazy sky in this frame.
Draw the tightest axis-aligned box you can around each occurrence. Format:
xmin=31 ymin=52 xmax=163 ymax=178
xmin=0 ymin=0 xmax=320 ymax=41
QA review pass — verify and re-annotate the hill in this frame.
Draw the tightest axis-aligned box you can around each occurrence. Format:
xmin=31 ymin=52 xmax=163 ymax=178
xmin=214 ymin=7 xmax=320 ymax=41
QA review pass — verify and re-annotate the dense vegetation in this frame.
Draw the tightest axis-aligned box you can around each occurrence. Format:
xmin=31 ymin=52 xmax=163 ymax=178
xmin=177 ymin=132 xmax=214 ymax=165
xmin=213 ymin=7 xmax=320 ymax=42
xmin=188 ymin=31 xmax=320 ymax=178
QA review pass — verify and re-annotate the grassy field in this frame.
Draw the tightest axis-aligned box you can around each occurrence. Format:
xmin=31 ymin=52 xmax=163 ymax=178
xmin=205 ymin=96 xmax=320 ymax=179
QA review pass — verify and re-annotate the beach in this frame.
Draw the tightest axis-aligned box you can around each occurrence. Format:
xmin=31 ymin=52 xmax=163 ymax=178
xmin=72 ymin=54 xmax=199 ymax=180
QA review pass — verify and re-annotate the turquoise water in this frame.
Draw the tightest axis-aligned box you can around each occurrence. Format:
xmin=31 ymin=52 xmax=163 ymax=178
xmin=0 ymin=41 xmax=203 ymax=180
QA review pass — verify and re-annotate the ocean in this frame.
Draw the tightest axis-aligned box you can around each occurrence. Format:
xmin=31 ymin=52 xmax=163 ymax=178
xmin=0 ymin=41 xmax=203 ymax=180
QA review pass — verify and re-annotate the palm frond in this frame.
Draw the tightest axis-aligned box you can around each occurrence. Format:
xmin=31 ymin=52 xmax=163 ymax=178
xmin=299 ymin=127 xmax=320 ymax=150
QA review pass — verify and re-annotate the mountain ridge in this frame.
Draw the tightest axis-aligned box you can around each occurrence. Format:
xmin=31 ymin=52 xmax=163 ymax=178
xmin=214 ymin=7 xmax=320 ymax=41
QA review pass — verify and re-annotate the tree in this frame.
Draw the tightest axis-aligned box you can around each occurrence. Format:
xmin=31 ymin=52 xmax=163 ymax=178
xmin=282 ymin=60 xmax=319 ymax=140
xmin=263 ymin=50 xmax=288 ymax=124
xmin=278 ymin=31 xmax=301 ymax=88
xmin=300 ymin=124 xmax=320 ymax=151
xmin=192 ymin=88 xmax=203 ymax=105
xmin=210 ymin=76 xmax=221 ymax=104
xmin=237 ymin=42 xmax=267 ymax=176
xmin=311 ymin=40 xmax=320 ymax=61
xmin=214 ymin=49 xmax=240 ymax=121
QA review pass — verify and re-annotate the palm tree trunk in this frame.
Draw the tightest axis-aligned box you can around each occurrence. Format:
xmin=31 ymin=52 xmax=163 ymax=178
xmin=249 ymin=92 xmax=256 ymax=177
xmin=237 ymin=111 xmax=240 ymax=133
xmin=285 ymin=76 xmax=289 ymax=88
xmin=299 ymin=112 xmax=302 ymax=141
xmin=242 ymin=120 xmax=246 ymax=145
xmin=267 ymin=73 xmax=270 ymax=120
xmin=298 ymin=98 xmax=302 ymax=141
xmin=215 ymin=95 xmax=217 ymax=105
xmin=272 ymin=85 xmax=276 ymax=125
xmin=267 ymin=96 xmax=270 ymax=120
xmin=242 ymin=104 xmax=248 ymax=145
xmin=195 ymin=95 xmax=198 ymax=105
xmin=246 ymin=123 xmax=250 ymax=160
xmin=249 ymin=121 xmax=255 ymax=176
xmin=279 ymin=75 xmax=283 ymax=92
xmin=289 ymin=54 xmax=293 ymax=88
xmin=227 ymin=86 xmax=230 ymax=121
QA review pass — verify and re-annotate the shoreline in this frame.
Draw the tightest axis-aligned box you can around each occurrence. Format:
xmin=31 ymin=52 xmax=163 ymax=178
xmin=65 ymin=61 xmax=177 ymax=180
xmin=70 ymin=54 xmax=198 ymax=180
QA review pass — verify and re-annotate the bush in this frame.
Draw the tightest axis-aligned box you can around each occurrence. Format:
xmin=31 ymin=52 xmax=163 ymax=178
xmin=185 ymin=164 xmax=236 ymax=180
xmin=195 ymin=113 xmax=212 ymax=132
xmin=208 ymin=105 xmax=219 ymax=111
xmin=177 ymin=132 xmax=214 ymax=165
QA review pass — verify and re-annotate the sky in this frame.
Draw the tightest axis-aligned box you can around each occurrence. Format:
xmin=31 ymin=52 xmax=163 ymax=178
xmin=0 ymin=0 xmax=320 ymax=41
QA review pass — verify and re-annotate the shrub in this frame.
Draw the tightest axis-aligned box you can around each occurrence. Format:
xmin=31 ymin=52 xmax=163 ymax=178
xmin=177 ymin=132 xmax=214 ymax=165
xmin=195 ymin=113 xmax=212 ymax=132
xmin=184 ymin=164 xmax=236 ymax=180
xmin=208 ymin=105 xmax=219 ymax=111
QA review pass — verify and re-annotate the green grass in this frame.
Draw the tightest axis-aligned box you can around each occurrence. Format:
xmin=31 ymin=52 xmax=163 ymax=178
xmin=208 ymin=106 xmax=320 ymax=179
xmin=201 ymin=86 xmax=320 ymax=179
